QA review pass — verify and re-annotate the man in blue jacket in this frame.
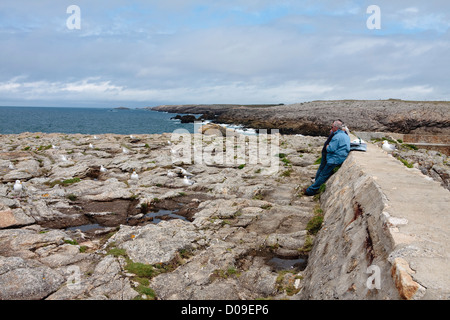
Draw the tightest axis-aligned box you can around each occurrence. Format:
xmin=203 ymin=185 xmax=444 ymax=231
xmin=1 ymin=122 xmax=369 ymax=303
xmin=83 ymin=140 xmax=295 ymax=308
xmin=304 ymin=120 xmax=350 ymax=196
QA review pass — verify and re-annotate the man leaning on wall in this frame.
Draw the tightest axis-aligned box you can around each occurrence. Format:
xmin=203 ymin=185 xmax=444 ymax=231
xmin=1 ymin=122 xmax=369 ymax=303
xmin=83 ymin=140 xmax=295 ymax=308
xmin=304 ymin=120 xmax=350 ymax=196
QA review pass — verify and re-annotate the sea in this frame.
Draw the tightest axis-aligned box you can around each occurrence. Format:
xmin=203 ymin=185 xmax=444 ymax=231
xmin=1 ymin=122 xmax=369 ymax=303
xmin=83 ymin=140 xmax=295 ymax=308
xmin=0 ymin=106 xmax=196 ymax=135
xmin=0 ymin=106 xmax=258 ymax=136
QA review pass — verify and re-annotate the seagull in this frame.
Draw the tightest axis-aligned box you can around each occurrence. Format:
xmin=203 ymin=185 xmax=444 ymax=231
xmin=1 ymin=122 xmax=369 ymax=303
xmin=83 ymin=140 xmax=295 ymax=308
xmin=89 ymin=143 xmax=94 ymax=149
xmin=175 ymin=166 xmax=193 ymax=177
xmin=61 ymin=155 xmax=68 ymax=162
xmin=131 ymin=171 xmax=139 ymax=180
xmin=123 ymin=147 xmax=129 ymax=154
xmin=93 ymin=135 xmax=98 ymax=140
xmin=100 ymin=165 xmax=107 ymax=173
xmin=8 ymin=162 xmax=15 ymax=170
xmin=382 ymin=141 xmax=396 ymax=153
xmin=167 ymin=141 xmax=172 ymax=145
xmin=52 ymin=144 xmax=58 ymax=149
xmin=167 ymin=170 xmax=177 ymax=178
xmin=130 ymin=135 xmax=134 ymax=139
xmin=13 ymin=180 xmax=23 ymax=193
xmin=183 ymin=175 xmax=194 ymax=186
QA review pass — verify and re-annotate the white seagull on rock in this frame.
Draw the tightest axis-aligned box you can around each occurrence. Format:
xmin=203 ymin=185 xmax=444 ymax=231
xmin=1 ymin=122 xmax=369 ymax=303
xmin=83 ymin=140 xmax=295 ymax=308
xmin=131 ymin=171 xmax=139 ymax=180
xmin=100 ymin=165 xmax=108 ymax=173
xmin=183 ymin=175 xmax=194 ymax=186
xmin=13 ymin=180 xmax=23 ymax=193
xmin=123 ymin=147 xmax=129 ymax=154
xmin=175 ymin=166 xmax=193 ymax=177
xmin=382 ymin=140 xmax=396 ymax=153
xmin=167 ymin=170 xmax=177 ymax=178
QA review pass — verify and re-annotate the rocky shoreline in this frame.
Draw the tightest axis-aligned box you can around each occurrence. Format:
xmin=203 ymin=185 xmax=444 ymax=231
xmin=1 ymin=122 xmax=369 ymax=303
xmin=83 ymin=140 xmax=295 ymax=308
xmin=150 ymin=100 xmax=450 ymax=136
xmin=0 ymin=130 xmax=327 ymax=300
xmin=1 ymin=122 xmax=448 ymax=300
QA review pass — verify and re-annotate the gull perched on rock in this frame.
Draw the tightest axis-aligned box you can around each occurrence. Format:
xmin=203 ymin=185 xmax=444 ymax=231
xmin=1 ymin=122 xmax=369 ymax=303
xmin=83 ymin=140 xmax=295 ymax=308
xmin=123 ymin=147 xmax=129 ymax=154
xmin=175 ymin=166 xmax=193 ymax=177
xmin=61 ymin=155 xmax=68 ymax=162
xmin=100 ymin=165 xmax=108 ymax=173
xmin=167 ymin=170 xmax=177 ymax=178
xmin=382 ymin=140 xmax=396 ymax=153
xmin=13 ymin=180 xmax=23 ymax=194
xmin=183 ymin=175 xmax=194 ymax=186
xmin=89 ymin=143 xmax=94 ymax=149
xmin=8 ymin=162 xmax=15 ymax=170
xmin=131 ymin=171 xmax=139 ymax=180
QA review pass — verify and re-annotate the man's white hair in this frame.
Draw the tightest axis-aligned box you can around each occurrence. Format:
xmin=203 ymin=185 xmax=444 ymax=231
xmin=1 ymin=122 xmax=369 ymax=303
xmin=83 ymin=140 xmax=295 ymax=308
xmin=333 ymin=120 xmax=343 ymax=130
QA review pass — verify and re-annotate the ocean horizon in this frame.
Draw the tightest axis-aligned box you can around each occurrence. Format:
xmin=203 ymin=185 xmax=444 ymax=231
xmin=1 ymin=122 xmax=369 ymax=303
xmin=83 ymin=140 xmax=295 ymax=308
xmin=0 ymin=106 xmax=196 ymax=135
xmin=0 ymin=106 xmax=258 ymax=136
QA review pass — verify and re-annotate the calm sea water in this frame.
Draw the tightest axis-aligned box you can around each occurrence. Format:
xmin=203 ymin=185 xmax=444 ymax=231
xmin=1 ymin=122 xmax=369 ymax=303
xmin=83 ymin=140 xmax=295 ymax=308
xmin=0 ymin=106 xmax=195 ymax=135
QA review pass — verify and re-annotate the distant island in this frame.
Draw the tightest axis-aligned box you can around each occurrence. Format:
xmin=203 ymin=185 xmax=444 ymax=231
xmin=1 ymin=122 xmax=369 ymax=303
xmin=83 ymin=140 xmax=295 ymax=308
xmin=114 ymin=106 xmax=130 ymax=110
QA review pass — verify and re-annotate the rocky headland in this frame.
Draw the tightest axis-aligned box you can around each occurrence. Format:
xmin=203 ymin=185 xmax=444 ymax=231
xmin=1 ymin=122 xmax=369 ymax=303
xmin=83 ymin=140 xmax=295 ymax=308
xmin=150 ymin=100 xmax=450 ymax=136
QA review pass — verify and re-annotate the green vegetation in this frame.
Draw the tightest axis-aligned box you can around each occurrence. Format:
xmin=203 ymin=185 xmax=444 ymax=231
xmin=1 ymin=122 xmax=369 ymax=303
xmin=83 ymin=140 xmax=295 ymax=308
xmin=313 ymin=157 xmax=322 ymax=165
xmin=306 ymin=204 xmax=324 ymax=236
xmin=396 ymin=156 xmax=414 ymax=168
xmin=67 ymin=194 xmax=78 ymax=201
xmin=276 ymin=271 xmax=303 ymax=296
xmin=45 ymin=177 xmax=81 ymax=188
xmin=280 ymin=169 xmax=293 ymax=177
xmin=105 ymin=244 xmax=192 ymax=300
xmin=210 ymin=266 xmax=241 ymax=282
xmin=402 ymin=144 xmax=418 ymax=151
xmin=37 ymin=145 xmax=52 ymax=151
xmin=238 ymin=164 xmax=246 ymax=169
xmin=64 ymin=239 xmax=79 ymax=245
xmin=313 ymin=183 xmax=326 ymax=201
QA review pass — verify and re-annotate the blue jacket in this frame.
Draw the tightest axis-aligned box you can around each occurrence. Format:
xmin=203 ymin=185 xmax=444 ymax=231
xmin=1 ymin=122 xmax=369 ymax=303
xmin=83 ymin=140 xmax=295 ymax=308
xmin=326 ymin=130 xmax=350 ymax=164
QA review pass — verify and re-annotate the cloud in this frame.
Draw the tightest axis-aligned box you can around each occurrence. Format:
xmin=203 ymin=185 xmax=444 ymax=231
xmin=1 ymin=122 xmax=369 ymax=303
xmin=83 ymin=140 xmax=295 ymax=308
xmin=0 ymin=0 xmax=449 ymax=106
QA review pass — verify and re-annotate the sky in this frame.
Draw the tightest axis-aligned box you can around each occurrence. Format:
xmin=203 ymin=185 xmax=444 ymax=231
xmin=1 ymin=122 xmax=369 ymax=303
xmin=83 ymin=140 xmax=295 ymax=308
xmin=0 ymin=0 xmax=449 ymax=107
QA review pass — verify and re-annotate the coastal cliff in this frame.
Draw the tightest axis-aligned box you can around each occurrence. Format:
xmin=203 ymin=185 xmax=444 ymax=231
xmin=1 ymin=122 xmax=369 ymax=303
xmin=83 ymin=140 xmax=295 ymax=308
xmin=151 ymin=100 xmax=450 ymax=136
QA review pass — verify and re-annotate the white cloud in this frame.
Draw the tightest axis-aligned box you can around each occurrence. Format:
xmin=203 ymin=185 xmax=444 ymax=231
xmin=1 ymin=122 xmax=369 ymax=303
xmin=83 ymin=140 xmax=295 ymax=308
xmin=0 ymin=0 xmax=449 ymax=106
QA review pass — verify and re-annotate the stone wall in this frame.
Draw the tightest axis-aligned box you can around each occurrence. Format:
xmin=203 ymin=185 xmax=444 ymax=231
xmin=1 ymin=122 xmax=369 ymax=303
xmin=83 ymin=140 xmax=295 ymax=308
xmin=299 ymin=153 xmax=401 ymax=299
xmin=297 ymin=140 xmax=449 ymax=299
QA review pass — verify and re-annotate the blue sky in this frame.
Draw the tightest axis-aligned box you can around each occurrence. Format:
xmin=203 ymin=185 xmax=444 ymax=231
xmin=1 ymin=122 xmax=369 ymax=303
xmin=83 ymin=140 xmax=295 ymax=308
xmin=0 ymin=0 xmax=449 ymax=107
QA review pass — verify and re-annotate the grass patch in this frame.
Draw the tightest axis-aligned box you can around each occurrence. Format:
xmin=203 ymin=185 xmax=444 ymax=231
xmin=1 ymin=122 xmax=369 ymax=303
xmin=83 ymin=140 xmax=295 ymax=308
xmin=313 ymin=157 xmax=322 ymax=165
xmin=313 ymin=183 xmax=326 ymax=201
xmin=332 ymin=165 xmax=341 ymax=173
xmin=210 ymin=266 xmax=241 ymax=282
xmin=280 ymin=169 xmax=293 ymax=177
xmin=396 ymin=156 xmax=414 ymax=168
xmin=67 ymin=194 xmax=78 ymax=201
xmin=37 ymin=145 xmax=52 ymax=151
xmin=306 ymin=204 xmax=324 ymax=236
xmin=275 ymin=271 xmax=302 ymax=296
xmin=402 ymin=143 xmax=418 ymax=151
xmin=45 ymin=177 xmax=81 ymax=188
xmin=298 ymin=235 xmax=314 ymax=254
xmin=64 ymin=239 xmax=79 ymax=245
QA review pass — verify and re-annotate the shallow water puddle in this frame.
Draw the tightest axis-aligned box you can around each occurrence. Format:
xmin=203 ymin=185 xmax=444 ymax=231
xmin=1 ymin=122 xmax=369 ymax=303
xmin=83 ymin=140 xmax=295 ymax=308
xmin=267 ymin=256 xmax=307 ymax=271
xmin=144 ymin=209 xmax=189 ymax=224
xmin=66 ymin=223 xmax=105 ymax=232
